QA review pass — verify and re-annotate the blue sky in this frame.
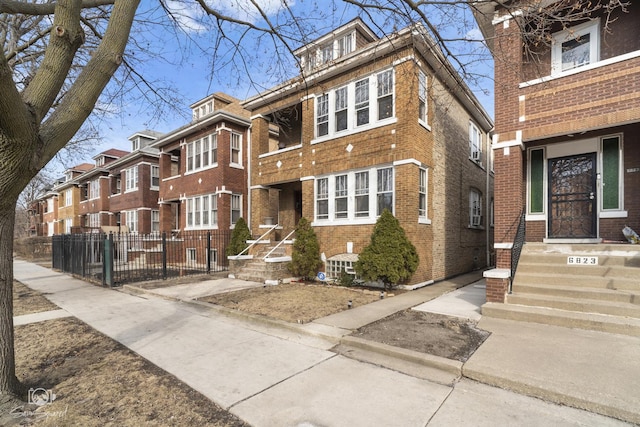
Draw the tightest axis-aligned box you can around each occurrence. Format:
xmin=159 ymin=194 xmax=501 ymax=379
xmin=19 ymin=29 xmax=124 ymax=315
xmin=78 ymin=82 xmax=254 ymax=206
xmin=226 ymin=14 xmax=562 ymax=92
xmin=60 ymin=0 xmax=494 ymax=171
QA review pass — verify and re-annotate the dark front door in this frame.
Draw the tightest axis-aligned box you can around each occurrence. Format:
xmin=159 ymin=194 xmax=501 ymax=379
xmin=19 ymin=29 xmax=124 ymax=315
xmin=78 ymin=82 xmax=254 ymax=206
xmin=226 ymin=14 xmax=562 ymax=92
xmin=548 ymin=153 xmax=597 ymax=238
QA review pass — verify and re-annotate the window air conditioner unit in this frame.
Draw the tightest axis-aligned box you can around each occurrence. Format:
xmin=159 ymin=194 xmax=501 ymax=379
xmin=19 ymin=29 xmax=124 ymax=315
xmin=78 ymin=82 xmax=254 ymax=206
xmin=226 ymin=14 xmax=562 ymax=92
xmin=472 ymin=150 xmax=481 ymax=161
xmin=471 ymin=215 xmax=482 ymax=226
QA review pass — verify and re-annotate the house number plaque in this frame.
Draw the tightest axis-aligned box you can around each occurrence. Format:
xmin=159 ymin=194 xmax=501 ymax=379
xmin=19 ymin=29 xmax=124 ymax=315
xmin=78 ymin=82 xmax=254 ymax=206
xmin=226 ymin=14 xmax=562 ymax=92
xmin=567 ymin=256 xmax=598 ymax=265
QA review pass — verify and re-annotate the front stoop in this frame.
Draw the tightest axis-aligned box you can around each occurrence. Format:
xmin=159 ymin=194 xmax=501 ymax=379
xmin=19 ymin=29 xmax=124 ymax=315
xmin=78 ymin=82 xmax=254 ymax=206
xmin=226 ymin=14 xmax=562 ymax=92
xmin=482 ymin=243 xmax=640 ymax=336
xmin=229 ymin=245 xmax=292 ymax=284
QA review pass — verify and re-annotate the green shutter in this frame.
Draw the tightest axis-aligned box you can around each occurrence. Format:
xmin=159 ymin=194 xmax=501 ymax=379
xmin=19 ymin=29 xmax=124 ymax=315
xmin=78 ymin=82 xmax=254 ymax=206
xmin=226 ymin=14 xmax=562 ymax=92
xmin=602 ymin=137 xmax=620 ymax=210
xmin=529 ymin=149 xmax=544 ymax=213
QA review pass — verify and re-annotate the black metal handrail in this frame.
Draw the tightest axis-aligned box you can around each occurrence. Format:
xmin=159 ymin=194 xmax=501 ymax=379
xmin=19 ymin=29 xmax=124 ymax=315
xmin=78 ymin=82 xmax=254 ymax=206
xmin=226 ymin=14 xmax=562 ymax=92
xmin=510 ymin=211 xmax=526 ymax=293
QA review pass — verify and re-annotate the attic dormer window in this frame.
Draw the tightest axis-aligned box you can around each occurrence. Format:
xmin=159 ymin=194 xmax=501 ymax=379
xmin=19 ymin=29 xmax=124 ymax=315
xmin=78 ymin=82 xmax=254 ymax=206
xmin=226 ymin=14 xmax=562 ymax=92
xmin=132 ymin=137 xmax=140 ymax=151
xmin=96 ymin=157 xmax=104 ymax=167
xmin=192 ymin=100 xmax=214 ymax=121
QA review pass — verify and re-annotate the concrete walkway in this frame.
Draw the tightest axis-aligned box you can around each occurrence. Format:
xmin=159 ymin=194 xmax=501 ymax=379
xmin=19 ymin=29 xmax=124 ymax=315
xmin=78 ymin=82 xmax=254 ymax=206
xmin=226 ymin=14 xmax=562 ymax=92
xmin=12 ymin=260 xmax=638 ymax=426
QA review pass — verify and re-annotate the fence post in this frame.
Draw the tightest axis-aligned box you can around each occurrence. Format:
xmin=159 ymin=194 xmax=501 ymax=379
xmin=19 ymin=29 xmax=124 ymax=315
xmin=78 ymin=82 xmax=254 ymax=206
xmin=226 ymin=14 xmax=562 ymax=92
xmin=207 ymin=231 xmax=212 ymax=273
xmin=103 ymin=232 xmax=114 ymax=287
xmin=162 ymin=232 xmax=167 ymax=280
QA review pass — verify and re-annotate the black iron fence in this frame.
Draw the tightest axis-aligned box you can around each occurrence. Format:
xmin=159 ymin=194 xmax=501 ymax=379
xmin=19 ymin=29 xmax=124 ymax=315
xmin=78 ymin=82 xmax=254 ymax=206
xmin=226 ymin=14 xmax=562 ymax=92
xmin=52 ymin=230 xmax=231 ymax=286
xmin=509 ymin=211 xmax=526 ymax=293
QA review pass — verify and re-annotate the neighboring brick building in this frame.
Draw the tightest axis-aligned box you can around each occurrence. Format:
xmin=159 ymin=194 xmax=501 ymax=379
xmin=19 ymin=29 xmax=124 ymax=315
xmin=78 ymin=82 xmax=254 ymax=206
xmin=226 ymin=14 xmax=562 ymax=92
xmin=243 ymin=19 xmax=494 ymax=286
xmin=106 ymin=131 xmax=163 ymax=234
xmin=153 ymin=93 xmax=251 ymax=235
xmin=477 ymin=3 xmax=640 ymax=301
xmin=53 ymin=163 xmax=94 ymax=234
xmin=77 ymin=148 xmax=129 ymax=230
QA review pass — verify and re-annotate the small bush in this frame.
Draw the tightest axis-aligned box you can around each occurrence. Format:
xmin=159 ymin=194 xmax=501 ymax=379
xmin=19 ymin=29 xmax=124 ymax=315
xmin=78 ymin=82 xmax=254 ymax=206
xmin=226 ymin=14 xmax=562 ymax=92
xmin=355 ymin=209 xmax=418 ymax=289
xmin=289 ymin=217 xmax=323 ymax=281
xmin=226 ymin=217 xmax=251 ymax=256
xmin=337 ymin=269 xmax=355 ymax=287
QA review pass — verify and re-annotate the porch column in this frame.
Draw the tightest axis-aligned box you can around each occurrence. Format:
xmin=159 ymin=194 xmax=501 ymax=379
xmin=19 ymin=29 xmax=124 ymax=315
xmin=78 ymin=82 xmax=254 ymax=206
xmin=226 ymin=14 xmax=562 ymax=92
xmin=485 ymin=140 xmax=525 ymax=303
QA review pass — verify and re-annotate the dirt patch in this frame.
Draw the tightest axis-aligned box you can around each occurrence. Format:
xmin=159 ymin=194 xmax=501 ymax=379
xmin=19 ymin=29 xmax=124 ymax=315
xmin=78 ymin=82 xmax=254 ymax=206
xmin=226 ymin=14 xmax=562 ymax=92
xmin=352 ymin=310 xmax=490 ymax=362
xmin=200 ymin=282 xmax=387 ymax=323
xmin=131 ymin=272 xmax=228 ymax=290
xmin=1 ymin=282 xmax=248 ymax=427
xmin=13 ymin=281 xmax=59 ymax=316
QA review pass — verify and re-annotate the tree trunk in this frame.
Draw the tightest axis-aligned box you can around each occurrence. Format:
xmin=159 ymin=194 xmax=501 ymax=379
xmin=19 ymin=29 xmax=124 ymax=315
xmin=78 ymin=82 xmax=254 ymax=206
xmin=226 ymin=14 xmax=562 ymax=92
xmin=0 ymin=197 xmax=23 ymax=397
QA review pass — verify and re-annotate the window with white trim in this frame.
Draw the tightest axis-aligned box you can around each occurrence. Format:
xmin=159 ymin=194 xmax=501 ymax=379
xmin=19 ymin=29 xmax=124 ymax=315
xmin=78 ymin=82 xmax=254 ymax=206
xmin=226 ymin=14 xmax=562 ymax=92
xmin=316 ymin=178 xmax=329 ymax=220
xmin=317 ymin=94 xmax=329 ymax=136
xmin=314 ymin=166 xmax=394 ymax=222
xmin=377 ymin=70 xmax=394 ymax=120
xmin=208 ymin=249 xmax=218 ymax=267
xmin=469 ymin=189 xmax=482 ymax=228
xmin=338 ymin=33 xmax=353 ymax=57
xmin=231 ymin=194 xmax=242 ymax=225
xmin=124 ymin=210 xmax=138 ymax=233
xmin=47 ymin=198 xmax=54 ymax=213
xmin=186 ymin=194 xmax=218 ymax=229
xmin=64 ymin=218 xmax=72 ymax=234
xmin=230 ymin=133 xmax=242 ymax=166
xmin=86 ymin=213 xmax=100 ymax=228
xmin=186 ymin=133 xmax=217 ymax=173
xmin=419 ymin=168 xmax=428 ymax=219
xmin=125 ymin=166 xmax=138 ymax=191
xmin=355 ymin=78 xmax=369 ymax=127
xmin=314 ymin=68 xmax=395 ymax=139
xmin=151 ymin=165 xmax=160 ymax=189
xmin=89 ymin=179 xmax=100 ymax=200
xmin=186 ymin=248 xmax=197 ymax=263
xmin=335 ymin=175 xmax=348 ymax=218
xmin=551 ymin=20 xmax=600 ymax=75
xmin=601 ymin=135 xmax=623 ymax=211
xmin=469 ymin=121 xmax=482 ymax=164
xmin=131 ymin=137 xmax=140 ymax=151
xmin=335 ymin=87 xmax=348 ymax=132
xmin=65 ymin=189 xmax=72 ymax=207
xmin=418 ymin=71 xmax=428 ymax=124
xmin=151 ymin=210 xmax=160 ymax=233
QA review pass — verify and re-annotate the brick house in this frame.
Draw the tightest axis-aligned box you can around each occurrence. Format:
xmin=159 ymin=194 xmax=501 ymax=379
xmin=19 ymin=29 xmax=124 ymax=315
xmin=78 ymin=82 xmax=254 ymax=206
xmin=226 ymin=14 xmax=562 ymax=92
xmin=476 ymin=4 xmax=640 ymax=305
xmin=53 ymin=163 xmax=94 ymax=234
xmin=77 ymin=148 xmax=129 ymax=230
xmin=152 ymin=93 xmax=251 ymax=235
xmin=243 ymin=19 xmax=494 ymax=286
xmin=105 ymin=131 xmax=163 ymax=234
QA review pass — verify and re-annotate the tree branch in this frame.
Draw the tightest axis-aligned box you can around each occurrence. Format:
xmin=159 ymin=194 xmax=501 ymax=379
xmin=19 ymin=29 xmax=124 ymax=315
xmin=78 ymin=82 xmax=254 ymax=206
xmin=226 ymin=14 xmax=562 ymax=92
xmin=0 ymin=0 xmax=114 ymax=15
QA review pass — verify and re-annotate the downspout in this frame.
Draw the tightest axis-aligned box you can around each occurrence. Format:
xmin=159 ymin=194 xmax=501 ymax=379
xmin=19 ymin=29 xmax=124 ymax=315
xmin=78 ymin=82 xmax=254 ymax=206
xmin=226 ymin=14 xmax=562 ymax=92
xmin=247 ymin=123 xmax=252 ymax=231
xmin=486 ymin=128 xmax=493 ymax=268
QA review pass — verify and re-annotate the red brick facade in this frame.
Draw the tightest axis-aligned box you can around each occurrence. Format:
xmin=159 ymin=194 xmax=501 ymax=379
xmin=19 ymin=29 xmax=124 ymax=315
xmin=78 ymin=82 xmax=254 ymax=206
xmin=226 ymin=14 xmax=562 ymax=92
xmin=480 ymin=4 xmax=640 ymax=302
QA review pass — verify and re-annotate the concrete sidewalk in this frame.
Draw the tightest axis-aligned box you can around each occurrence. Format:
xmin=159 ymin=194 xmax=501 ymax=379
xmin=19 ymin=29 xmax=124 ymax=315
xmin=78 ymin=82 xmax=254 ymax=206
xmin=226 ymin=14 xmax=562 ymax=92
xmin=12 ymin=260 xmax=638 ymax=426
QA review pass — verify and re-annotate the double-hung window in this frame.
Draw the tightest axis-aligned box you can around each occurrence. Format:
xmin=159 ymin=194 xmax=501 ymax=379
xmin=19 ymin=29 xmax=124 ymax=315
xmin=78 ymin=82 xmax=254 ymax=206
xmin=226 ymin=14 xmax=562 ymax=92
xmin=377 ymin=70 xmax=394 ymax=120
xmin=231 ymin=194 xmax=242 ymax=225
xmin=419 ymin=168 xmax=428 ymax=219
xmin=355 ymin=172 xmax=369 ymax=217
xmin=151 ymin=165 xmax=160 ymax=189
xmin=211 ymin=196 xmax=218 ymax=226
xmin=551 ymin=20 xmax=600 ymax=75
xmin=469 ymin=122 xmax=482 ymax=163
xmin=125 ymin=166 xmax=138 ymax=191
xmin=335 ymin=87 xmax=348 ymax=132
xmin=470 ymin=189 xmax=482 ymax=228
xmin=418 ymin=71 xmax=428 ymax=123
xmin=316 ymin=178 xmax=329 ymax=220
xmin=125 ymin=210 xmax=138 ymax=233
xmin=89 ymin=179 xmax=100 ymax=200
xmin=338 ymin=33 xmax=353 ymax=57
xmin=317 ymin=94 xmax=329 ymax=137
xmin=231 ymin=133 xmax=242 ymax=166
xmin=65 ymin=189 xmax=72 ymax=206
xmin=202 ymin=135 xmax=210 ymax=168
xmin=335 ymin=175 xmax=348 ymax=218
xmin=377 ymin=167 xmax=393 ymax=215
xmin=355 ymin=78 xmax=370 ymax=126
xmin=151 ymin=210 xmax=160 ymax=233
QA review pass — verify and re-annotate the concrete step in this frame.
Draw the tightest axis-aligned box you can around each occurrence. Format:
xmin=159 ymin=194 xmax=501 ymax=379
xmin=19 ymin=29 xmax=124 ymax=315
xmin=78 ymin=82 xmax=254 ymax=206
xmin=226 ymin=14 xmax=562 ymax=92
xmin=506 ymin=293 xmax=640 ymax=318
xmin=513 ymin=283 xmax=640 ymax=305
xmin=513 ymin=272 xmax=639 ymax=290
xmin=481 ymin=302 xmax=640 ymax=337
xmin=516 ymin=261 xmax=639 ymax=279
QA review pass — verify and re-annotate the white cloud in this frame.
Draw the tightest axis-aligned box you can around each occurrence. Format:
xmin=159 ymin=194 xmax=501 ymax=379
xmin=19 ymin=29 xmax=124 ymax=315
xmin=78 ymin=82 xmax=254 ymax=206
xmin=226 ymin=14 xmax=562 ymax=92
xmin=207 ymin=0 xmax=293 ymax=24
xmin=164 ymin=1 xmax=208 ymax=32
xmin=465 ymin=27 xmax=484 ymax=42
